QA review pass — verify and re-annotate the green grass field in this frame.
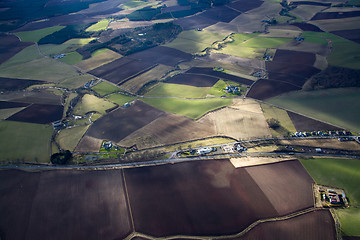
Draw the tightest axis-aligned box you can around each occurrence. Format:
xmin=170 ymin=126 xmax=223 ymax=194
xmin=300 ymin=158 xmax=360 ymax=205
xmin=15 ymin=26 xmax=65 ymax=42
xmin=73 ymin=94 xmax=116 ymax=115
xmin=56 ymin=125 xmax=90 ymax=151
xmin=261 ymin=103 xmax=296 ymax=137
xmin=302 ymin=31 xmax=360 ymax=69
xmin=267 ymin=88 xmax=360 ymax=133
xmin=165 ymin=30 xmax=227 ymax=54
xmin=58 ymin=74 xmax=94 ymax=89
xmin=92 ymin=81 xmax=122 ymax=96
xmin=206 ymin=80 xmax=246 ymax=97
xmin=214 ymin=33 xmax=292 ymax=59
xmin=0 ymin=45 xmax=41 ymax=68
xmin=59 ymin=51 xmax=83 ymax=65
xmin=86 ymin=19 xmax=111 ymax=32
xmin=142 ymin=97 xmax=232 ymax=119
xmin=106 ymin=93 xmax=136 ymax=106
xmin=300 ymin=157 xmax=360 ymax=237
xmin=0 ymin=57 xmax=79 ymax=82
xmin=121 ymin=0 xmax=147 ymax=9
xmin=336 ymin=207 xmax=360 ymax=236
xmin=145 ymin=83 xmax=211 ymax=98
xmin=0 ymin=120 xmax=52 ymax=163
xmin=91 ymin=48 xmax=109 ymax=57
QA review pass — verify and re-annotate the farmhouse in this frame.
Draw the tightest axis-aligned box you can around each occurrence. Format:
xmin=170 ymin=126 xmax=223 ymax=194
xmin=102 ymin=141 xmax=113 ymax=150
xmin=197 ymin=147 xmax=212 ymax=155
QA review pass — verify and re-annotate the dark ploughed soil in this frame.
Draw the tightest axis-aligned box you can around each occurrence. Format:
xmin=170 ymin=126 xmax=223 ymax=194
xmin=129 ymin=46 xmax=192 ymax=67
xmin=0 ymin=101 xmax=30 ymax=109
xmin=89 ymin=57 xmax=154 ymax=84
xmin=0 ymin=169 xmax=132 ymax=240
xmin=165 ymin=73 xmax=219 ymax=87
xmin=311 ymin=11 xmax=360 ymax=20
xmin=0 ymin=77 xmax=45 ymax=91
xmin=287 ymin=111 xmax=343 ymax=131
xmin=198 ymin=6 xmax=241 ymax=23
xmin=228 ymin=0 xmax=264 ymax=12
xmin=235 ymin=209 xmax=336 ymax=240
xmin=86 ymin=101 xmax=165 ymax=142
xmin=331 ymin=29 xmax=360 ymax=44
xmin=186 ymin=67 xmax=254 ymax=86
xmin=174 ymin=14 xmax=218 ymax=31
xmin=0 ymin=35 xmax=33 ymax=65
xmin=246 ymin=79 xmax=301 ymax=100
xmin=291 ymin=1 xmax=331 ymax=6
xmin=125 ymin=160 xmax=278 ymax=237
xmin=291 ymin=22 xmax=324 ymax=32
xmin=6 ymin=104 xmax=64 ymax=124
xmin=245 ymin=160 xmax=314 ymax=216
xmin=161 ymin=5 xmax=191 ymax=13
xmin=272 ymin=49 xmax=316 ymax=66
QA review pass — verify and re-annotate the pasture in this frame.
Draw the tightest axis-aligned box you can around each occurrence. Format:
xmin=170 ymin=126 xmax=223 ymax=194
xmin=86 ymin=19 xmax=111 ymax=32
xmin=73 ymin=94 xmax=117 ymax=115
xmin=91 ymin=81 xmax=122 ymax=96
xmin=0 ymin=120 xmax=52 ymax=163
xmin=56 ymin=125 xmax=90 ymax=151
xmin=145 ymin=83 xmax=210 ymax=98
xmin=106 ymin=93 xmax=136 ymax=106
xmin=75 ymin=49 xmax=122 ymax=72
xmin=267 ymin=88 xmax=360 ymax=133
xmin=213 ymin=33 xmax=292 ymax=59
xmin=165 ymin=30 xmax=227 ymax=54
xmin=300 ymin=157 xmax=360 ymax=205
xmin=15 ymin=26 xmax=65 ymax=42
xmin=57 ymin=74 xmax=95 ymax=89
xmin=142 ymin=97 xmax=232 ymax=119
xmin=59 ymin=51 xmax=83 ymax=65
xmin=300 ymin=157 xmax=360 ymax=237
xmin=336 ymin=208 xmax=360 ymax=237
xmin=260 ymin=103 xmax=296 ymax=137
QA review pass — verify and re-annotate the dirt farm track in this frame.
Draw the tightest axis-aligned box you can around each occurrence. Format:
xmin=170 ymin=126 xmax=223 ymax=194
xmin=0 ymin=159 xmax=335 ymax=240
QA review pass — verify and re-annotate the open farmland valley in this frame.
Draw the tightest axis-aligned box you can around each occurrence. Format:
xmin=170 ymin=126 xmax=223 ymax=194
xmin=0 ymin=0 xmax=360 ymax=238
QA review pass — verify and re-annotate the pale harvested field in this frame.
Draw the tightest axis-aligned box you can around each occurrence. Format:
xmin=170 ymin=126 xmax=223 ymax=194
xmin=109 ymin=20 xmax=153 ymax=30
xmin=279 ymin=138 xmax=360 ymax=151
xmin=120 ymin=64 xmax=172 ymax=93
xmin=118 ymin=112 xmax=215 ymax=148
xmin=260 ymin=26 xmax=302 ymax=38
xmin=198 ymin=53 xmax=265 ymax=71
xmin=204 ymin=22 xmax=240 ymax=35
xmin=291 ymin=5 xmax=328 ymax=21
xmin=0 ymin=107 xmax=25 ymax=119
xmin=310 ymin=17 xmax=360 ymax=31
xmin=277 ymin=41 xmax=330 ymax=56
xmin=75 ymin=50 xmax=122 ymax=72
xmin=209 ymin=1 xmax=282 ymax=35
xmin=230 ymin=156 xmax=295 ymax=168
xmin=314 ymin=54 xmax=328 ymax=70
xmin=204 ymin=98 xmax=271 ymax=140
xmin=74 ymin=135 xmax=103 ymax=152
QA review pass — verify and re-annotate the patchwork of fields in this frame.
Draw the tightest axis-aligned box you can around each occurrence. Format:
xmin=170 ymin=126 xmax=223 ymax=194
xmin=0 ymin=0 xmax=359 ymax=238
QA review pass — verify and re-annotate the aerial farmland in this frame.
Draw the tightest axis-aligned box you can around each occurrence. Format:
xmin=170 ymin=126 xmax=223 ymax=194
xmin=0 ymin=0 xmax=359 ymax=238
